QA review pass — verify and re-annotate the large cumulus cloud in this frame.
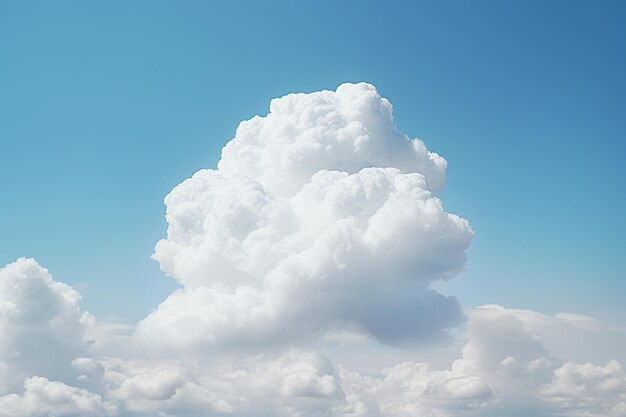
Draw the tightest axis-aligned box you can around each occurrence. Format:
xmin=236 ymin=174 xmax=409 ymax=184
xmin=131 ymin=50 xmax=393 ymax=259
xmin=142 ymin=83 xmax=471 ymax=351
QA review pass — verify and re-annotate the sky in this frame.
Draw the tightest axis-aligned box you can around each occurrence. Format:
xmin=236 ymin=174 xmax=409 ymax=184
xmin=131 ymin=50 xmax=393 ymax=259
xmin=1 ymin=2 xmax=626 ymax=417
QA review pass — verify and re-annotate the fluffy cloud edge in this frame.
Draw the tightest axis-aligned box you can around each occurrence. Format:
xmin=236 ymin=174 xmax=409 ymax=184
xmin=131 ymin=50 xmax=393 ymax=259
xmin=3 ymin=258 xmax=626 ymax=417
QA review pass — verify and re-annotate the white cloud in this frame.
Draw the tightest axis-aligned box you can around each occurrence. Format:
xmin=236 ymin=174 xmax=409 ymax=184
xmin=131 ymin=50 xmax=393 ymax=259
xmin=77 ymin=351 xmax=342 ymax=417
xmin=3 ymin=83 xmax=625 ymax=417
xmin=336 ymin=362 xmax=491 ymax=417
xmin=2 ymin=257 xmax=625 ymax=416
xmin=0 ymin=377 xmax=117 ymax=417
xmin=541 ymin=360 xmax=626 ymax=416
xmin=0 ymin=258 xmax=94 ymax=394
xmin=450 ymin=305 xmax=626 ymax=417
xmin=144 ymin=83 xmax=472 ymax=352
xmin=217 ymin=83 xmax=447 ymax=197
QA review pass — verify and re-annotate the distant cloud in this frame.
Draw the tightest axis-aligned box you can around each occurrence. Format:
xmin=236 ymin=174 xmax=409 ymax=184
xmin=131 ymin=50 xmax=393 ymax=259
xmin=0 ymin=258 xmax=94 ymax=393
xmin=0 ymin=377 xmax=117 ymax=417
xmin=1 ymin=84 xmax=624 ymax=416
xmin=2 ymin=261 xmax=626 ymax=416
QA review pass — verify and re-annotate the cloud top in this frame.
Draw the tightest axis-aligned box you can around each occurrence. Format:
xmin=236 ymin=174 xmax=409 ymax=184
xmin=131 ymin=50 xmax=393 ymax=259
xmin=218 ymin=82 xmax=447 ymax=197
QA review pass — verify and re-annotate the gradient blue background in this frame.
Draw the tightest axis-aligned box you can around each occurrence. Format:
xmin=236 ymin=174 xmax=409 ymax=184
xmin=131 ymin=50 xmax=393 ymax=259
xmin=1 ymin=0 xmax=624 ymax=323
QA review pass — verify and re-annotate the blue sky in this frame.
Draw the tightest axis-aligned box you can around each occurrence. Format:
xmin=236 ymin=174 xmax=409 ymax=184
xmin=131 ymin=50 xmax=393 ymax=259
xmin=1 ymin=0 xmax=624 ymax=324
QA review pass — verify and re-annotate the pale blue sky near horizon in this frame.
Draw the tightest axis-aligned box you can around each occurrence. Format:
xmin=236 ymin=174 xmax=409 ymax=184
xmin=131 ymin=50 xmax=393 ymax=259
xmin=1 ymin=0 xmax=624 ymax=324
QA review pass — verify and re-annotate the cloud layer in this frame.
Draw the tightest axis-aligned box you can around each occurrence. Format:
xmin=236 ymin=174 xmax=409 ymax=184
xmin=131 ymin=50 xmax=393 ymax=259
xmin=0 ymin=258 xmax=94 ymax=394
xmin=3 ymin=258 xmax=625 ymax=417
xmin=2 ymin=83 xmax=624 ymax=416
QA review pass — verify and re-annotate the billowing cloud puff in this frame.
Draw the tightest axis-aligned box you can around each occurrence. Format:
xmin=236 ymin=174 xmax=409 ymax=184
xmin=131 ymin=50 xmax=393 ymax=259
xmin=336 ymin=362 xmax=491 ymax=417
xmin=0 ymin=258 xmax=94 ymax=394
xmin=0 ymin=259 xmax=116 ymax=417
xmin=144 ymin=83 xmax=471 ymax=350
xmin=542 ymin=360 xmax=626 ymax=416
xmin=451 ymin=305 xmax=626 ymax=417
xmin=218 ymin=83 xmax=447 ymax=197
xmin=0 ymin=377 xmax=117 ymax=417
xmin=78 ymin=351 xmax=343 ymax=417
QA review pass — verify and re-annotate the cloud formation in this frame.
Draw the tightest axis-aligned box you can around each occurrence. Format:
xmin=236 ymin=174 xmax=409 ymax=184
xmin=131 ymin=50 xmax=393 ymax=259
xmin=2 ymin=260 xmax=626 ymax=416
xmin=0 ymin=258 xmax=114 ymax=417
xmin=2 ymin=83 xmax=624 ymax=416
xmin=0 ymin=258 xmax=94 ymax=394
xmin=452 ymin=306 xmax=626 ymax=417
xmin=143 ymin=82 xmax=471 ymax=351
xmin=0 ymin=377 xmax=117 ymax=417
xmin=217 ymin=83 xmax=447 ymax=197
